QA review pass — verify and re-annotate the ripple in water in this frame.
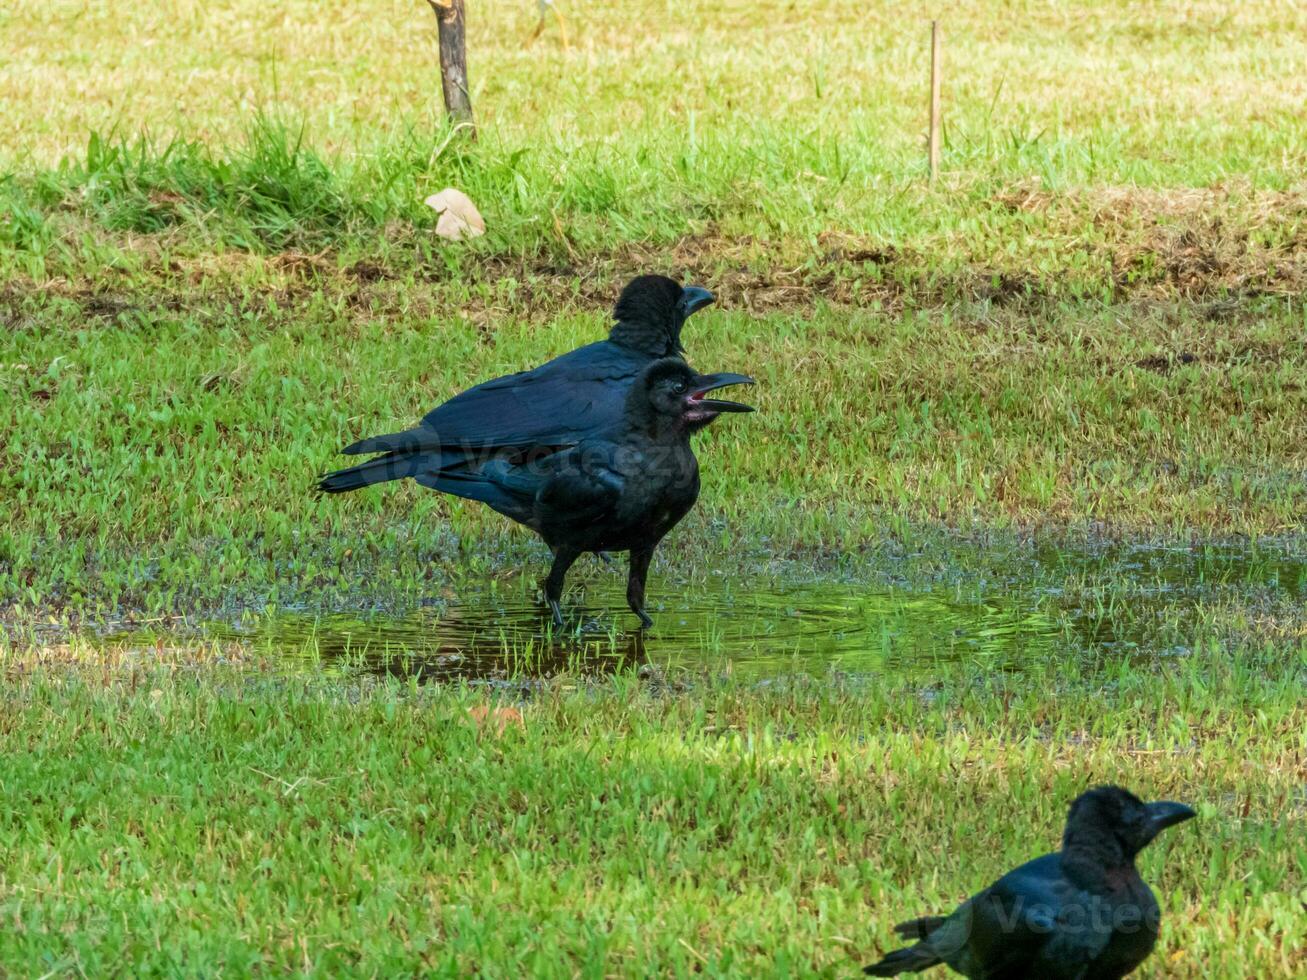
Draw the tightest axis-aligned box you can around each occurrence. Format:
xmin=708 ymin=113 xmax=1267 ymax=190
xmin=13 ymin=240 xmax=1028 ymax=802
xmin=207 ymin=539 xmax=1307 ymax=682
xmin=212 ymin=576 xmax=1067 ymax=682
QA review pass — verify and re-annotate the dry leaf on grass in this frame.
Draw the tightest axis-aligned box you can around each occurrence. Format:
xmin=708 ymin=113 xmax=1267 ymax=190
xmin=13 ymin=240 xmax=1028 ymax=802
xmin=466 ymin=704 xmax=525 ymax=736
xmin=424 ymin=188 xmax=485 ymax=241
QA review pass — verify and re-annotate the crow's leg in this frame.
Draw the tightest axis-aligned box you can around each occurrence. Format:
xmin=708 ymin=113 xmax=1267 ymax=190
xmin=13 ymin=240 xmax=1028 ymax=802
xmin=626 ymin=546 xmax=656 ymax=629
xmin=544 ymin=545 xmax=581 ymax=627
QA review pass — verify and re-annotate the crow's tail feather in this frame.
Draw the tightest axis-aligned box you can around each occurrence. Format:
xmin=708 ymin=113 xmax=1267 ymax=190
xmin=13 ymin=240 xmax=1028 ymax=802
xmin=893 ymin=917 xmax=947 ymax=940
xmin=862 ymin=944 xmax=942 ymax=976
xmin=318 ymin=452 xmax=427 ymax=494
xmin=341 ymin=426 xmax=440 ymax=457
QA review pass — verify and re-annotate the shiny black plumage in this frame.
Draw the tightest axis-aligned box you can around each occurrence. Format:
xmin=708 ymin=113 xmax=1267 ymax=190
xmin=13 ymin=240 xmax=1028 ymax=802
xmin=318 ymin=275 xmax=713 ymax=494
xmin=425 ymin=358 xmax=753 ymax=626
xmin=863 ymin=786 xmax=1196 ymax=979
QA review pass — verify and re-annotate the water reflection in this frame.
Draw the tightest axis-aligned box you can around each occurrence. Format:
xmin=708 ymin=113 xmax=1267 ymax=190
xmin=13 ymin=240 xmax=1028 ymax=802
xmin=207 ymin=537 xmax=1307 ymax=683
xmin=212 ymin=577 xmax=1066 ymax=682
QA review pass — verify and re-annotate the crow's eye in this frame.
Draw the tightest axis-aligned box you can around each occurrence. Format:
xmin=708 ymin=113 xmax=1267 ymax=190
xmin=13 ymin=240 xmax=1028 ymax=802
xmin=672 ymin=381 xmax=687 ymax=394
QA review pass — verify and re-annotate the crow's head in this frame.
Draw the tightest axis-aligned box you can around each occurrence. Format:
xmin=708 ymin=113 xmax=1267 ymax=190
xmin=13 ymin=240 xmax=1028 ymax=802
xmin=610 ymin=275 xmax=714 ymax=356
xmin=1063 ymin=785 xmax=1196 ymax=860
xmin=629 ymin=357 xmax=753 ymax=431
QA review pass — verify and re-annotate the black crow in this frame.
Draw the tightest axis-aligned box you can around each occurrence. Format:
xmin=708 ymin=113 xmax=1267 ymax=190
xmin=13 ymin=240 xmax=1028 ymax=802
xmin=318 ymin=275 xmax=714 ymax=494
xmin=863 ymin=785 xmax=1196 ymax=979
xmin=429 ymin=358 xmax=753 ymax=626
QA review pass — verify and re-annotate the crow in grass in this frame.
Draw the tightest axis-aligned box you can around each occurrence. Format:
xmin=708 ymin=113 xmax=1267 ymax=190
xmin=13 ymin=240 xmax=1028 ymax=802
xmin=427 ymin=358 xmax=752 ymax=626
xmin=863 ymin=785 xmax=1196 ymax=979
xmin=318 ymin=275 xmax=714 ymax=495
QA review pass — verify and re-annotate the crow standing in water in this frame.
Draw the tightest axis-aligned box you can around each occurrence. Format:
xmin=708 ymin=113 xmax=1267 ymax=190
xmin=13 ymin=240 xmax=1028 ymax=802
xmin=863 ymin=785 xmax=1196 ymax=979
xmin=318 ymin=275 xmax=714 ymax=494
xmin=419 ymin=358 xmax=752 ymax=626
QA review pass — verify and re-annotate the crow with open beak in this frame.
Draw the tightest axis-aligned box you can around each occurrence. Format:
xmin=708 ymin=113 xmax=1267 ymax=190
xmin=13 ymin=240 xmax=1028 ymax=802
xmin=430 ymin=358 xmax=754 ymax=627
xmin=318 ymin=275 xmax=716 ymax=494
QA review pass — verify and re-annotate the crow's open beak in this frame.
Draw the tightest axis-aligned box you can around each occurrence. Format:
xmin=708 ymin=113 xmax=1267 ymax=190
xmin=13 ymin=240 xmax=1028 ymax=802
xmin=677 ymin=286 xmax=715 ymax=320
xmin=1144 ymin=800 xmax=1196 ymax=843
xmin=687 ymin=372 xmax=755 ymax=414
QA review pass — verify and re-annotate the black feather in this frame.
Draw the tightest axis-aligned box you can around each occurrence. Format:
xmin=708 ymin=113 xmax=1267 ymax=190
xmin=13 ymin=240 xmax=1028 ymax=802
xmin=609 ymin=274 xmax=684 ymax=355
xmin=893 ymin=917 xmax=947 ymax=940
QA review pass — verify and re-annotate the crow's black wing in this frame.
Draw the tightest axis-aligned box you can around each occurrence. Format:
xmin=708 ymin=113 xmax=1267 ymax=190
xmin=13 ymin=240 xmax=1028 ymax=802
xmin=422 ymin=447 xmax=623 ymax=531
xmin=417 ymin=340 xmax=643 ymax=449
xmin=420 ymin=447 xmax=585 ymax=522
xmin=1034 ymin=892 xmax=1118 ymax=979
xmin=942 ymin=853 xmax=1091 ymax=978
xmin=533 ymin=453 xmax=625 ymax=527
xmin=340 ymin=343 xmax=641 ymax=458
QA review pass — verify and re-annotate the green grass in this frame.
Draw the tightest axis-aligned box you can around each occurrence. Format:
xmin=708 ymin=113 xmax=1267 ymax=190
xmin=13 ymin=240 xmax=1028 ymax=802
xmin=2 ymin=7 xmax=1305 ymax=972
xmin=2 ymin=1 xmax=1307 ymax=621
xmin=4 ymin=280 xmax=1307 ymax=620
xmin=0 ymin=645 xmax=1302 ymax=977
xmin=3 ymin=4 xmax=1307 ymax=624
xmin=4 ymin=1 xmax=1307 ymax=277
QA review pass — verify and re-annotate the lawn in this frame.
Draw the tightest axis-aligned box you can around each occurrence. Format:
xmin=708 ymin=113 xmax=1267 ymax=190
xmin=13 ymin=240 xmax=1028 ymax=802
xmin=4 ymin=2 xmax=1307 ymax=620
xmin=1 ymin=1 xmax=1305 ymax=975
xmin=0 ymin=646 xmax=1302 ymax=976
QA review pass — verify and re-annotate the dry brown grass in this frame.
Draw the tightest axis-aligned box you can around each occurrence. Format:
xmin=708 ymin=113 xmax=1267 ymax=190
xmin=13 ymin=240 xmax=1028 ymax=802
xmin=998 ymin=182 xmax=1307 ymax=298
xmin=5 ymin=1 xmax=1306 ymax=169
xmin=7 ymin=180 xmax=1305 ymax=333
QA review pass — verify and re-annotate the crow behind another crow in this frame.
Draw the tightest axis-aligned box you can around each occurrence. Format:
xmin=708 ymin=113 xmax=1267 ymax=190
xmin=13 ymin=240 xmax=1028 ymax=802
xmin=427 ymin=357 xmax=753 ymax=626
xmin=318 ymin=275 xmax=714 ymax=494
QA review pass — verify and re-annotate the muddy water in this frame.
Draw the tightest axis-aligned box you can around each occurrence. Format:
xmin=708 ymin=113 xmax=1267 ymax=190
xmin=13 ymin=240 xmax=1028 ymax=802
xmin=209 ymin=539 xmax=1307 ymax=682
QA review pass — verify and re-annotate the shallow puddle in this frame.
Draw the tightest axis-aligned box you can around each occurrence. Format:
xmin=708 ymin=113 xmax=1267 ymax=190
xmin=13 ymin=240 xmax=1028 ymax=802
xmin=212 ymin=579 xmax=1064 ymax=681
xmin=207 ymin=538 xmax=1307 ymax=682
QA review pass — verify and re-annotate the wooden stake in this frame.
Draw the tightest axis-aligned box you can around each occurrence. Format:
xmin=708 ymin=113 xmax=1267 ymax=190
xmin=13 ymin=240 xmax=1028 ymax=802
xmin=426 ymin=0 xmax=476 ymax=139
xmin=929 ymin=20 xmax=942 ymax=180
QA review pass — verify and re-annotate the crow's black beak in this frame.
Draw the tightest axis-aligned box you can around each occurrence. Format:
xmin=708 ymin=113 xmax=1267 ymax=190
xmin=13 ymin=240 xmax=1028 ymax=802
xmin=1143 ymin=801 xmax=1196 ymax=843
xmin=687 ymin=372 xmax=755 ymax=413
xmin=676 ymin=286 xmax=715 ymax=320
